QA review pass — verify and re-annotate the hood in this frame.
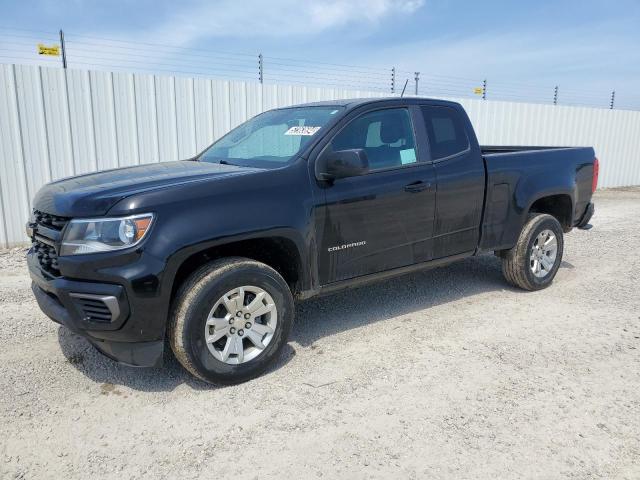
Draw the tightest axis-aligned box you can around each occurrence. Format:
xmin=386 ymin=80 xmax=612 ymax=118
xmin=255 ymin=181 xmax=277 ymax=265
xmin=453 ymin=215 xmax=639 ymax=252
xmin=33 ymin=161 xmax=262 ymax=217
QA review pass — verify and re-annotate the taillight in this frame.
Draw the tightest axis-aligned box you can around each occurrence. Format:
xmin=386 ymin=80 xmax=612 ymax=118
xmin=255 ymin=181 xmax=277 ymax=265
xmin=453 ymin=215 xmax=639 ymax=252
xmin=592 ymin=157 xmax=599 ymax=193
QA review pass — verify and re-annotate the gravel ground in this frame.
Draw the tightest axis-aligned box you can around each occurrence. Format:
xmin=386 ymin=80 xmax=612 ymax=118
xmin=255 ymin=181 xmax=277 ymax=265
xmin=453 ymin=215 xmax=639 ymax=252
xmin=1 ymin=188 xmax=639 ymax=479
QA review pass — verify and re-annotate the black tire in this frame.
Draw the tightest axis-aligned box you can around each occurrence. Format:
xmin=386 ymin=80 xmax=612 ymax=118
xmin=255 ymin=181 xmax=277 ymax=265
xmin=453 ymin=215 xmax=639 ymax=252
xmin=501 ymin=213 xmax=564 ymax=291
xmin=168 ymin=257 xmax=294 ymax=385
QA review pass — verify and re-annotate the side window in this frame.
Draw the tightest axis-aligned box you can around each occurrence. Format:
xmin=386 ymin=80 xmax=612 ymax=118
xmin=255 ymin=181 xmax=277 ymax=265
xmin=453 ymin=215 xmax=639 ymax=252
xmin=330 ymin=108 xmax=417 ymax=171
xmin=420 ymin=106 xmax=469 ymax=160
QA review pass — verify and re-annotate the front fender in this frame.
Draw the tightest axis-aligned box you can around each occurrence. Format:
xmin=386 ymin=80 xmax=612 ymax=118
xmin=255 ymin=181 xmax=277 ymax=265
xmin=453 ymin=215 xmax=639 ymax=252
xmin=160 ymin=227 xmax=309 ymax=296
xmin=105 ymin=160 xmax=315 ymax=330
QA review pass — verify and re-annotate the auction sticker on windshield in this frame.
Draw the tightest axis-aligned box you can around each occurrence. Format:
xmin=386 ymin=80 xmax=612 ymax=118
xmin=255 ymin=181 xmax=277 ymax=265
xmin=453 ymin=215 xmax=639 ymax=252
xmin=285 ymin=126 xmax=321 ymax=136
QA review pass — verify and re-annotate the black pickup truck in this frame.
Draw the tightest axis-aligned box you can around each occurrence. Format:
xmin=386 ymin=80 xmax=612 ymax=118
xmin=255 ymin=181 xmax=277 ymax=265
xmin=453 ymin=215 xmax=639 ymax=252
xmin=27 ymin=98 xmax=597 ymax=384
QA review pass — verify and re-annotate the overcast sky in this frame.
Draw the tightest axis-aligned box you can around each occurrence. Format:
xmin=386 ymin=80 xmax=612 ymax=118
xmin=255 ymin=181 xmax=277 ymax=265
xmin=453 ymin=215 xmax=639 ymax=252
xmin=3 ymin=0 xmax=640 ymax=108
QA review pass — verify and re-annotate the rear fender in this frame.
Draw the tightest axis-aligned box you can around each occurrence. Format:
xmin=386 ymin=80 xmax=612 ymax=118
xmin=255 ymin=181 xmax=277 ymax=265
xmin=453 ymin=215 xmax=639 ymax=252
xmin=485 ymin=172 xmax=575 ymax=251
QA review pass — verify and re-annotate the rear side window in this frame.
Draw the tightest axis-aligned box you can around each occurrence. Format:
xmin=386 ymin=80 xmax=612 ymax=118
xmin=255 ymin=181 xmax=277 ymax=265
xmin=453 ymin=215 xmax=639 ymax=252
xmin=420 ymin=106 xmax=469 ymax=160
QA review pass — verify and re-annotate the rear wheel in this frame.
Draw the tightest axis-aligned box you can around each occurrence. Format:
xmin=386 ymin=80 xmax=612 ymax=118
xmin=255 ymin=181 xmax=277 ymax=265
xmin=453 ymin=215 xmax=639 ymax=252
xmin=501 ymin=214 xmax=564 ymax=291
xmin=169 ymin=257 xmax=294 ymax=385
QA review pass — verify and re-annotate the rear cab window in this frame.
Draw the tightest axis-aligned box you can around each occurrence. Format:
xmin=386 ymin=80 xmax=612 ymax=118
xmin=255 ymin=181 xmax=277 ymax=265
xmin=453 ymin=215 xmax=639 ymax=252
xmin=420 ymin=106 xmax=470 ymax=161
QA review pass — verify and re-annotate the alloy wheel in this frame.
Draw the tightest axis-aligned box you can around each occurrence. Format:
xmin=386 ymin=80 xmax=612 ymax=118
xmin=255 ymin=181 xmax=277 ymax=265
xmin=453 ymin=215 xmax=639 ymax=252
xmin=204 ymin=286 xmax=278 ymax=364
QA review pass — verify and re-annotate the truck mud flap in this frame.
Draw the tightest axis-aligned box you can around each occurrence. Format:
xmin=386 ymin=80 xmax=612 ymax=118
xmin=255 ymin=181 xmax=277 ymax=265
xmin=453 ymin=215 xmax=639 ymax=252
xmin=577 ymin=203 xmax=594 ymax=230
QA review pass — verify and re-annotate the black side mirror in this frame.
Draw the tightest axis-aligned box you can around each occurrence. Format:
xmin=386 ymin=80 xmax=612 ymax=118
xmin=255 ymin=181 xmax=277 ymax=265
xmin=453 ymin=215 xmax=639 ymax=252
xmin=317 ymin=149 xmax=369 ymax=181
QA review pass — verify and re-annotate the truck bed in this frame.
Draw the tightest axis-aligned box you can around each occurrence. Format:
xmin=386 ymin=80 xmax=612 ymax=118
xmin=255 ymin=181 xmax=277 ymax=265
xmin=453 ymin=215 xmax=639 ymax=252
xmin=479 ymin=145 xmax=596 ymax=252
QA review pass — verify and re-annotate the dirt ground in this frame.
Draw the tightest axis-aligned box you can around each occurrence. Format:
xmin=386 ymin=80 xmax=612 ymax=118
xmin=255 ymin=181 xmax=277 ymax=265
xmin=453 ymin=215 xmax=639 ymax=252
xmin=1 ymin=188 xmax=639 ymax=479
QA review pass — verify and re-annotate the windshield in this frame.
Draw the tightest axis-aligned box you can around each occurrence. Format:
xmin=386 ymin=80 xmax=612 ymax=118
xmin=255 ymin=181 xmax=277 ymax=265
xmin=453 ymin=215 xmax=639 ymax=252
xmin=199 ymin=106 xmax=343 ymax=168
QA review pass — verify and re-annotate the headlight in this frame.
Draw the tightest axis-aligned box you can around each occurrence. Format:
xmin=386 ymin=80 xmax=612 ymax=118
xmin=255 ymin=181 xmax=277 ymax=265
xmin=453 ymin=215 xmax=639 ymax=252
xmin=60 ymin=214 xmax=154 ymax=256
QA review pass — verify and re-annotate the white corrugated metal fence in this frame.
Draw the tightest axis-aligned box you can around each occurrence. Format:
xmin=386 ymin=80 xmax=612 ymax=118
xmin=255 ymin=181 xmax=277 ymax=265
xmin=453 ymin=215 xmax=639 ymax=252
xmin=1 ymin=63 xmax=639 ymax=247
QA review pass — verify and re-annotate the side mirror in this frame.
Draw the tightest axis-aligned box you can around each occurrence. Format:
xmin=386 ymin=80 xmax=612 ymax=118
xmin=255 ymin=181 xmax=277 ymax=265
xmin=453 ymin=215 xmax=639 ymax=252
xmin=317 ymin=149 xmax=369 ymax=181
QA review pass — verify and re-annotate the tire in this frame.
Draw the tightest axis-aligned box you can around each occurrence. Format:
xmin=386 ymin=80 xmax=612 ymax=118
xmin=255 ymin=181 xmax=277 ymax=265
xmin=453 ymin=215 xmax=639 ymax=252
xmin=168 ymin=257 xmax=294 ymax=385
xmin=501 ymin=213 xmax=564 ymax=291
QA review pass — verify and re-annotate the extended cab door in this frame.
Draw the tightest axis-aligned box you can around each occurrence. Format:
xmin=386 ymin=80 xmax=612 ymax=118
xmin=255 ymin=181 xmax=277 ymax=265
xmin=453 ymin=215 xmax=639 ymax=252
xmin=419 ymin=104 xmax=486 ymax=258
xmin=314 ymin=106 xmax=436 ymax=284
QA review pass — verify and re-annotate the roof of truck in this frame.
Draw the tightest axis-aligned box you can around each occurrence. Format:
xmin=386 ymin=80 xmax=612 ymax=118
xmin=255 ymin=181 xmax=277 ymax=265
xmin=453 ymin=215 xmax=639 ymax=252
xmin=275 ymin=97 xmax=460 ymax=110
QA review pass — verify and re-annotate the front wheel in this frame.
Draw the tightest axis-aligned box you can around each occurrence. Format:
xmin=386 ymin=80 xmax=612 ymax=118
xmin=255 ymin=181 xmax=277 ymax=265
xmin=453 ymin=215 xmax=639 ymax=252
xmin=168 ymin=257 xmax=294 ymax=385
xmin=501 ymin=213 xmax=564 ymax=291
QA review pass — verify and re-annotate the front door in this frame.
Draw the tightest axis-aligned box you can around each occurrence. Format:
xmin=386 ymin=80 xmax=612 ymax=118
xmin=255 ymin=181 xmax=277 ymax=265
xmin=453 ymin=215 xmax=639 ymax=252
xmin=315 ymin=107 xmax=437 ymax=284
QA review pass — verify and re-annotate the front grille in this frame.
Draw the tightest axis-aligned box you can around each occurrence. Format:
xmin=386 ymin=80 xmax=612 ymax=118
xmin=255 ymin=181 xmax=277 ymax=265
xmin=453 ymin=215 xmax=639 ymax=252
xmin=33 ymin=240 xmax=60 ymax=276
xmin=31 ymin=210 xmax=70 ymax=277
xmin=33 ymin=210 xmax=69 ymax=230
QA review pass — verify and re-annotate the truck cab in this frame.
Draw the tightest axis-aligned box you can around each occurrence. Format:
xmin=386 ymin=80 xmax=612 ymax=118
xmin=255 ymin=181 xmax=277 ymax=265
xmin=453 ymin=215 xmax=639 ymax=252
xmin=310 ymin=99 xmax=485 ymax=284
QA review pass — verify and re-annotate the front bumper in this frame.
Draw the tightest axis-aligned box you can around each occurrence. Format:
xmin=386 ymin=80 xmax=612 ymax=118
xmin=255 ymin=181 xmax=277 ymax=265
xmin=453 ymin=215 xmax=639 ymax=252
xmin=28 ymin=250 xmax=165 ymax=367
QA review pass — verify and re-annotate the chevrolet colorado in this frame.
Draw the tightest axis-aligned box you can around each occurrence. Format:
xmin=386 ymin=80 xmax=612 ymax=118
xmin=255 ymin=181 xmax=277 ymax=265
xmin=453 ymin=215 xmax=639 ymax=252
xmin=26 ymin=98 xmax=597 ymax=384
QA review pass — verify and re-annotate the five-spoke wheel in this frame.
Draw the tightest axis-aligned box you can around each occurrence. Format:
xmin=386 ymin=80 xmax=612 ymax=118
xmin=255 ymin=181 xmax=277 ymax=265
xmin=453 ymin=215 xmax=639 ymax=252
xmin=204 ymin=286 xmax=277 ymax=364
xmin=529 ymin=229 xmax=558 ymax=278
xmin=169 ymin=258 xmax=294 ymax=385
xmin=502 ymin=213 xmax=564 ymax=291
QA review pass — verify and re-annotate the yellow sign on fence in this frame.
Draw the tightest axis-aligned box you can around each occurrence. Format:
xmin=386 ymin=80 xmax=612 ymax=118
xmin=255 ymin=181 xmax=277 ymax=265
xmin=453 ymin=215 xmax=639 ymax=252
xmin=37 ymin=44 xmax=60 ymax=56
xmin=473 ymin=87 xmax=483 ymax=95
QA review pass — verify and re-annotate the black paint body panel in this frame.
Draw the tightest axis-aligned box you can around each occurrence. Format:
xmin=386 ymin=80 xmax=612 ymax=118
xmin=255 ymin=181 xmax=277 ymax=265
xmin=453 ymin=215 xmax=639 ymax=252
xmin=480 ymin=147 xmax=596 ymax=250
xmin=26 ymin=97 xmax=596 ymax=366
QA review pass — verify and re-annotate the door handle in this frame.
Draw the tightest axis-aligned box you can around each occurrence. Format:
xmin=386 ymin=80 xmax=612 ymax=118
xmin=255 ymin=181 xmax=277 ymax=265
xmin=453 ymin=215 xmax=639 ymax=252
xmin=404 ymin=181 xmax=431 ymax=193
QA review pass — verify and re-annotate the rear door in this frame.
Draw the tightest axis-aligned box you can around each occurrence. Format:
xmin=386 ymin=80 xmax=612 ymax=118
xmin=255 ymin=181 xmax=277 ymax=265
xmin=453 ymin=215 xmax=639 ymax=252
xmin=419 ymin=105 xmax=485 ymax=258
xmin=315 ymin=106 xmax=437 ymax=284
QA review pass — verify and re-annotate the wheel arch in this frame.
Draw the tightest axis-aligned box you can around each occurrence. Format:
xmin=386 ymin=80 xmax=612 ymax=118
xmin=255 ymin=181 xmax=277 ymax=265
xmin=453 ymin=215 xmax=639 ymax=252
xmin=525 ymin=192 xmax=574 ymax=232
xmin=165 ymin=231 xmax=308 ymax=306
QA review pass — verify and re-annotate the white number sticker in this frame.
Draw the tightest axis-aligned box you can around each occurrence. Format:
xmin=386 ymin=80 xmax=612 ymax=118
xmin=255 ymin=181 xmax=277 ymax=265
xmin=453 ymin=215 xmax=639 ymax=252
xmin=285 ymin=126 xmax=321 ymax=136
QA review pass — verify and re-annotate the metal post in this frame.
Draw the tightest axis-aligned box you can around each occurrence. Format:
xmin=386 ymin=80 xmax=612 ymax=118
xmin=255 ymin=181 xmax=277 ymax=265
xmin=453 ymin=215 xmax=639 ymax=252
xmin=610 ymin=90 xmax=615 ymax=109
xmin=258 ymin=53 xmax=263 ymax=84
xmin=391 ymin=67 xmax=396 ymax=94
xmin=482 ymin=79 xmax=487 ymax=100
xmin=59 ymin=29 xmax=67 ymax=69
xmin=414 ymin=72 xmax=420 ymax=95
xmin=553 ymin=86 xmax=558 ymax=105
